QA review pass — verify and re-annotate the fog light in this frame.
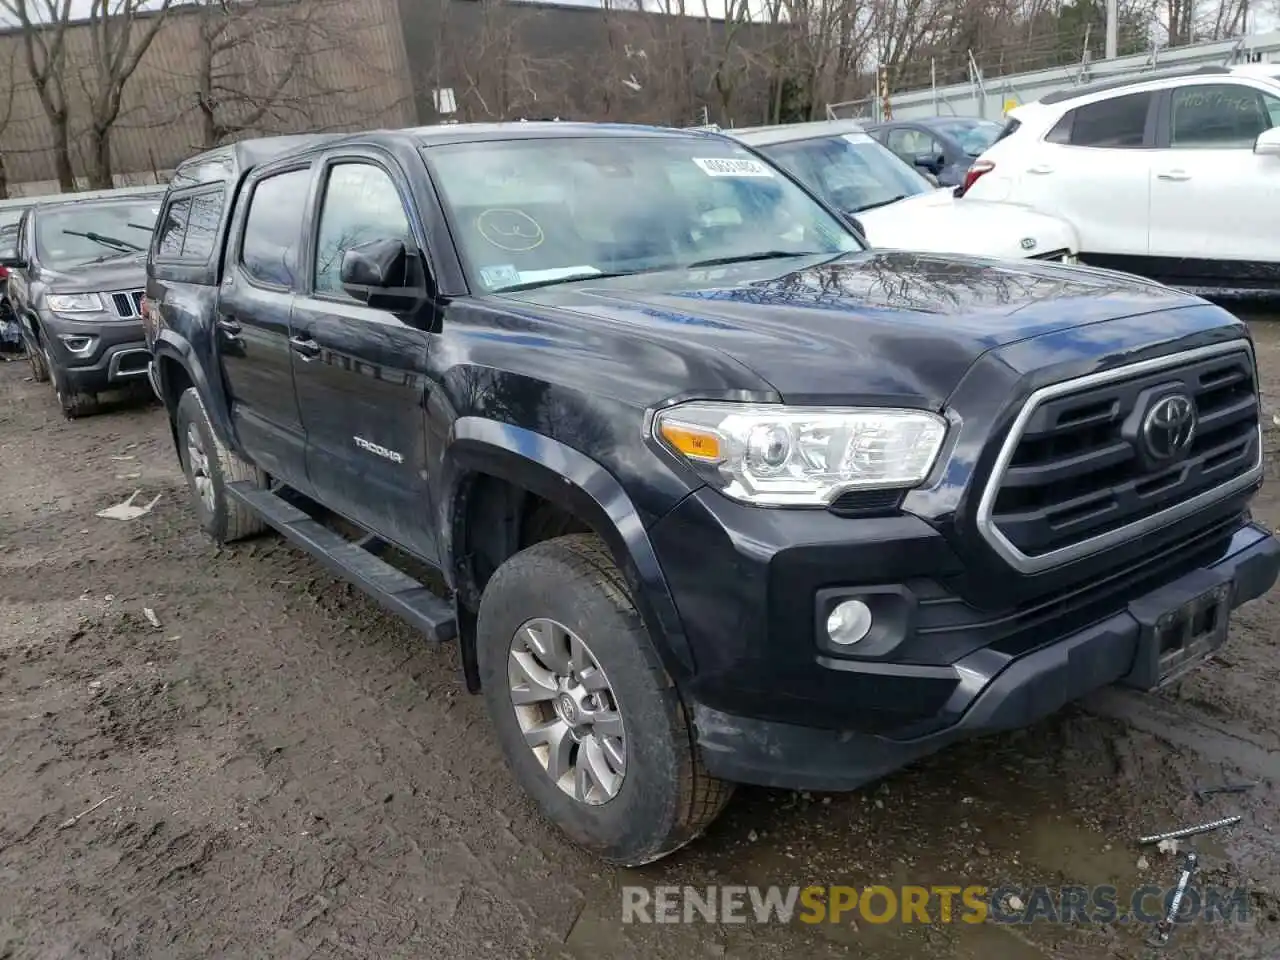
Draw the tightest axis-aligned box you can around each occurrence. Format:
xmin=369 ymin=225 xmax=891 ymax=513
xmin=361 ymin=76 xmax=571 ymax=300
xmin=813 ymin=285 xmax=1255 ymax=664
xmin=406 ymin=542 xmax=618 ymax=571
xmin=827 ymin=600 xmax=872 ymax=646
xmin=58 ymin=334 xmax=95 ymax=354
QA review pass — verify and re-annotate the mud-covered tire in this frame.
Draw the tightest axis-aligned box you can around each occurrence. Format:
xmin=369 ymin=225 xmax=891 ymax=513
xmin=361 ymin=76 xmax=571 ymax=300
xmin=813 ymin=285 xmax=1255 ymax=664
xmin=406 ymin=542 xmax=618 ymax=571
xmin=477 ymin=533 xmax=733 ymax=865
xmin=44 ymin=346 xmax=98 ymax=418
xmin=175 ymin=386 xmax=267 ymax=544
xmin=27 ymin=344 xmax=49 ymax=383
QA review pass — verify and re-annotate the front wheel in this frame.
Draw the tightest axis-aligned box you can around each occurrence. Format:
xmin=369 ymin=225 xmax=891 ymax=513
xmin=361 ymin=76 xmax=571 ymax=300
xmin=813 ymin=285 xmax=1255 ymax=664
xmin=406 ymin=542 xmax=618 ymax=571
xmin=174 ymin=386 xmax=267 ymax=543
xmin=44 ymin=346 xmax=97 ymax=418
xmin=476 ymin=533 xmax=733 ymax=865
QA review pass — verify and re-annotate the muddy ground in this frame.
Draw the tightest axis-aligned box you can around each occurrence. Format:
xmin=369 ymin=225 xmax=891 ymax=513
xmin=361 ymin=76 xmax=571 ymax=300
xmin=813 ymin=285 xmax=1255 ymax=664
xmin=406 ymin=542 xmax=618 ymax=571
xmin=3 ymin=316 xmax=1280 ymax=960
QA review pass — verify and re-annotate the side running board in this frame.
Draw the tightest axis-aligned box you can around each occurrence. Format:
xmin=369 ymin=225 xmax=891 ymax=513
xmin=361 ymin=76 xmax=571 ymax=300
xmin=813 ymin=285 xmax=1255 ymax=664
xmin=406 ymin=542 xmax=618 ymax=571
xmin=226 ymin=481 xmax=457 ymax=642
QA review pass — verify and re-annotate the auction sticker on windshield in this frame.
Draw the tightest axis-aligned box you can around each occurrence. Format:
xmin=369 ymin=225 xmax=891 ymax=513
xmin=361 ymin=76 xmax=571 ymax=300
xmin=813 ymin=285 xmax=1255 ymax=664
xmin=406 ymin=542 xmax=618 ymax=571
xmin=693 ymin=157 xmax=775 ymax=178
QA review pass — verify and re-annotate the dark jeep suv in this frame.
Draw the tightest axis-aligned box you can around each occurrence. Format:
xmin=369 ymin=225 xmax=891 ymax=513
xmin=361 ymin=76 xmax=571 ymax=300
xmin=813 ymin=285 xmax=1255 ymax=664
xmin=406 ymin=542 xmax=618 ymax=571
xmin=2 ymin=189 xmax=164 ymax=416
xmin=144 ymin=123 xmax=1279 ymax=866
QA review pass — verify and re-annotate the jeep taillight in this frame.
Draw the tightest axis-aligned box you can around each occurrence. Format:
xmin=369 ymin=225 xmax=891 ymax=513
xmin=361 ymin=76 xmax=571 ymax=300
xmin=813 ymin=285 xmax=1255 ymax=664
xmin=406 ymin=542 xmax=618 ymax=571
xmin=960 ymin=160 xmax=994 ymax=196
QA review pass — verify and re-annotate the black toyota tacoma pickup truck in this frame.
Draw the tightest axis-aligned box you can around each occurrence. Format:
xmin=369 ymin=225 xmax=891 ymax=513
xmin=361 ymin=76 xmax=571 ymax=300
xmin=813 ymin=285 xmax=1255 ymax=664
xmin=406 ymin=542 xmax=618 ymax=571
xmin=143 ymin=123 xmax=1279 ymax=866
xmin=2 ymin=188 xmax=165 ymax=416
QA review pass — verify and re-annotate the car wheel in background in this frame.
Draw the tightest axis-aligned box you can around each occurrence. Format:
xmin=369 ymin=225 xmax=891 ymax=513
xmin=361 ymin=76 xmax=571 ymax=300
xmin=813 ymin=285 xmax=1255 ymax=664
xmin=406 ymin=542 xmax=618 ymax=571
xmin=44 ymin=346 xmax=98 ymax=419
xmin=175 ymin=386 xmax=267 ymax=544
xmin=27 ymin=343 xmax=49 ymax=382
xmin=476 ymin=533 xmax=733 ymax=866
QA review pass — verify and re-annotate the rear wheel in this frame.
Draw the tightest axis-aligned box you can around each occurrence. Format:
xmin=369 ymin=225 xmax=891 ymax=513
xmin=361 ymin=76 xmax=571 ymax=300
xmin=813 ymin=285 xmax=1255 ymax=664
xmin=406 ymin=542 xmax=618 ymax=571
xmin=476 ymin=533 xmax=733 ymax=865
xmin=175 ymin=386 xmax=267 ymax=543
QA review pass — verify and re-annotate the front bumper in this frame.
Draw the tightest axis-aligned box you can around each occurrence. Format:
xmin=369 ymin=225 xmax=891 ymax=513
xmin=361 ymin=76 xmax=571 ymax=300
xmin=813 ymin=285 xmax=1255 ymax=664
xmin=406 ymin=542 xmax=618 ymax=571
xmin=688 ymin=522 xmax=1279 ymax=791
xmin=39 ymin=310 xmax=150 ymax=394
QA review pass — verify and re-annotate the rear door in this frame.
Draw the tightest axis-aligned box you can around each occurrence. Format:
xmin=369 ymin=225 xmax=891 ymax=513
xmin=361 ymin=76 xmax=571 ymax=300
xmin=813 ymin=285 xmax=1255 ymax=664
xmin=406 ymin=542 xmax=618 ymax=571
xmin=1148 ymin=80 xmax=1280 ymax=267
xmin=215 ymin=163 xmax=315 ymax=487
xmin=290 ymin=150 xmax=440 ymax=562
xmin=1005 ymin=90 xmax=1157 ymax=257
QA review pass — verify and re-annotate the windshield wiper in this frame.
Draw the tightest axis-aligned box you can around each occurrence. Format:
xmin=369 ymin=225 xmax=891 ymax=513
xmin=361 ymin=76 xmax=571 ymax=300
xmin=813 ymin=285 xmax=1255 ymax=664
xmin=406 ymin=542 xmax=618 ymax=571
xmin=852 ymin=195 xmax=908 ymax=213
xmin=493 ymin=270 xmax=637 ymax=293
xmin=126 ymin=222 xmax=155 ymax=232
xmin=61 ymin=229 xmax=144 ymax=252
xmin=685 ymin=250 xmax=828 ymax=269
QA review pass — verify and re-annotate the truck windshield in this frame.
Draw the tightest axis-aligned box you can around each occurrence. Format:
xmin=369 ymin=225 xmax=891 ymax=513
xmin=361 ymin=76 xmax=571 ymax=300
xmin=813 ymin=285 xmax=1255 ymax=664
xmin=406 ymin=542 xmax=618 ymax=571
xmin=35 ymin=199 xmax=161 ymax=269
xmin=755 ymin=132 xmax=934 ymax=216
xmin=424 ymin=136 xmax=862 ymax=293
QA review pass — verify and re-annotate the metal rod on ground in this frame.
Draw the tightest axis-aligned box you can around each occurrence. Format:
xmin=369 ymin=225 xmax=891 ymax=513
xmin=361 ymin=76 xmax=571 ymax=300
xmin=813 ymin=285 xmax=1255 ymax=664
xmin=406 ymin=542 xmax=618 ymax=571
xmin=1138 ymin=816 xmax=1241 ymax=845
xmin=1147 ymin=850 xmax=1198 ymax=947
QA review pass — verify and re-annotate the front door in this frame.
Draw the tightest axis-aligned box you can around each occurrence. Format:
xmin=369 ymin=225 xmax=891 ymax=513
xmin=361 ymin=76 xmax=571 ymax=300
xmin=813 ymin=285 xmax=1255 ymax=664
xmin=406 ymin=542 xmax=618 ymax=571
xmin=1148 ymin=81 xmax=1280 ymax=267
xmin=216 ymin=165 xmax=314 ymax=488
xmin=291 ymin=156 xmax=439 ymax=562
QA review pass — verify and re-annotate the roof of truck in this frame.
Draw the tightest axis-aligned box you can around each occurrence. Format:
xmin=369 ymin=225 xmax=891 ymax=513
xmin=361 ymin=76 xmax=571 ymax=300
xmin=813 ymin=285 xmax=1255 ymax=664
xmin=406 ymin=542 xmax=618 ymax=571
xmin=169 ymin=134 xmax=348 ymax=188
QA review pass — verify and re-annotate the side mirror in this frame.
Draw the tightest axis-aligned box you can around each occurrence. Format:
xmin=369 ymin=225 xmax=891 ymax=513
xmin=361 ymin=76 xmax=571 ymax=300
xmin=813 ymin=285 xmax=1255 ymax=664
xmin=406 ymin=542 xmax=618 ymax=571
xmin=1254 ymin=127 xmax=1280 ymax=156
xmin=339 ymin=237 xmax=425 ymax=308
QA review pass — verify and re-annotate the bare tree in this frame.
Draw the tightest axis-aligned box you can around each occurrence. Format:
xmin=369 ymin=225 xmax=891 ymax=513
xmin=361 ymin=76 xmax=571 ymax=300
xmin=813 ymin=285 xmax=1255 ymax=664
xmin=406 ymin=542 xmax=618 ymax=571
xmin=0 ymin=0 xmax=76 ymax=189
xmin=80 ymin=0 xmax=176 ymax=188
xmin=442 ymin=0 xmax=556 ymax=121
xmin=0 ymin=51 xmax=22 ymax=198
xmin=188 ymin=0 xmax=367 ymax=148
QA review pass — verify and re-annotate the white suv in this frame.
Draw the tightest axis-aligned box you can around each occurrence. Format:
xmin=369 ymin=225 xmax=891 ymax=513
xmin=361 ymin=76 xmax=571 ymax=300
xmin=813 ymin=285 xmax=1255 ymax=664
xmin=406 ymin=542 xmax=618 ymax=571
xmin=963 ymin=64 xmax=1280 ymax=294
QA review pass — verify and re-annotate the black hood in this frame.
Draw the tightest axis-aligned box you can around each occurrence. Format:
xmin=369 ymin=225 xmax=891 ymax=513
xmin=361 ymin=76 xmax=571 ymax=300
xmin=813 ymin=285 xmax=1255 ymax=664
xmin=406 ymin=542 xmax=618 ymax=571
xmin=507 ymin=250 xmax=1209 ymax=408
xmin=43 ymin=251 xmax=147 ymax=294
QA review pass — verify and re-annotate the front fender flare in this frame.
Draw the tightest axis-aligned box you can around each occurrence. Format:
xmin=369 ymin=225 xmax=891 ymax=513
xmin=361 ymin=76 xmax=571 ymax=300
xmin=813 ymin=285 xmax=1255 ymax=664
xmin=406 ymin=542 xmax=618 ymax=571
xmin=444 ymin=417 xmax=695 ymax=676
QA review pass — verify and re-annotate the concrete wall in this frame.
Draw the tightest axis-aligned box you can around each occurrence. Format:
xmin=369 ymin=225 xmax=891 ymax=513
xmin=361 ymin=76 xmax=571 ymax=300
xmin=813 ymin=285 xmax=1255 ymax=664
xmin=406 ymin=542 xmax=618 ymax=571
xmin=0 ymin=0 xmax=417 ymax=197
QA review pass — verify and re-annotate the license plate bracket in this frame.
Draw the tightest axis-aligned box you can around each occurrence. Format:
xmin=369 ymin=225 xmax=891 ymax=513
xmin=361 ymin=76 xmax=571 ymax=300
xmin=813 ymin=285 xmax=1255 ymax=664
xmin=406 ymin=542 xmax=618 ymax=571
xmin=1121 ymin=576 xmax=1232 ymax=691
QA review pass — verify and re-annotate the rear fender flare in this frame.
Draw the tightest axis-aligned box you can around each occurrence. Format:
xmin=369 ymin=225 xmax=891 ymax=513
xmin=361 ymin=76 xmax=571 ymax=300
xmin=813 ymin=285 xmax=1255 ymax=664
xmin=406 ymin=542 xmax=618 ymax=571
xmin=152 ymin=329 xmax=241 ymax=457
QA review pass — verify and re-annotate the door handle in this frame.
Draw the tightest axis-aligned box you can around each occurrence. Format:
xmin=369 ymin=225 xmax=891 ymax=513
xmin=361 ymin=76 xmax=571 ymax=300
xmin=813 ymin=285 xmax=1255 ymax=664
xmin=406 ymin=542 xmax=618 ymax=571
xmin=289 ymin=335 xmax=321 ymax=360
xmin=216 ymin=318 xmax=242 ymax=335
xmin=1156 ymin=170 xmax=1191 ymax=181
xmin=1027 ymin=165 xmax=1054 ymax=175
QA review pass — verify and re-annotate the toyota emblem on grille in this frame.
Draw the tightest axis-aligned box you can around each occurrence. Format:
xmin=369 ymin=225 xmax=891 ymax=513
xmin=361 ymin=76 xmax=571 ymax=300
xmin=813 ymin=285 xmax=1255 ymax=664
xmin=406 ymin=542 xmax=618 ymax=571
xmin=1141 ymin=394 xmax=1196 ymax=461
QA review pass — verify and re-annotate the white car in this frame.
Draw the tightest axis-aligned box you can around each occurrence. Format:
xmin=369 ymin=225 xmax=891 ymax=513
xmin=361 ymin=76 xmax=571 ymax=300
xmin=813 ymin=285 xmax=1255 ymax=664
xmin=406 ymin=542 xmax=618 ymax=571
xmin=962 ymin=63 xmax=1280 ymax=295
xmin=730 ymin=120 xmax=1081 ymax=263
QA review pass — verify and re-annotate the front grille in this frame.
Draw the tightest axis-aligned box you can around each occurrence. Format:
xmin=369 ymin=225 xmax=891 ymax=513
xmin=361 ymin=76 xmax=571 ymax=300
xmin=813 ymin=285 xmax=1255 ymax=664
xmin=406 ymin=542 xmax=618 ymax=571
xmin=110 ymin=290 xmax=144 ymax=319
xmin=981 ymin=343 xmax=1260 ymax=571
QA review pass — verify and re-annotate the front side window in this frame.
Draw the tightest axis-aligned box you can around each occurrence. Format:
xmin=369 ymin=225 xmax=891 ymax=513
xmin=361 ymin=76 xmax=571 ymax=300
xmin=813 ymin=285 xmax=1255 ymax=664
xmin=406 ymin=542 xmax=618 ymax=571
xmin=34 ymin=198 xmax=161 ymax=269
xmin=761 ymin=133 xmax=934 ymax=214
xmin=1170 ymin=83 xmax=1280 ymax=148
xmin=240 ymin=168 xmax=311 ymax=287
xmin=886 ymin=128 xmax=938 ymax=161
xmin=425 ymin=136 xmax=862 ymax=293
xmin=313 ymin=163 xmax=411 ymax=296
xmin=1051 ymin=91 xmax=1153 ymax=148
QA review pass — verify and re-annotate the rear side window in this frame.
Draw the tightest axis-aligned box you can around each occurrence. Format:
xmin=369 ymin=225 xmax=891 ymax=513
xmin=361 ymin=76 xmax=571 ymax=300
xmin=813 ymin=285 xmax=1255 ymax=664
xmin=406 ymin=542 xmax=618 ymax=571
xmin=1048 ymin=92 xmax=1153 ymax=148
xmin=155 ymin=198 xmax=189 ymax=258
xmin=240 ymin=168 xmax=311 ymax=288
xmin=154 ymin=187 xmax=224 ymax=263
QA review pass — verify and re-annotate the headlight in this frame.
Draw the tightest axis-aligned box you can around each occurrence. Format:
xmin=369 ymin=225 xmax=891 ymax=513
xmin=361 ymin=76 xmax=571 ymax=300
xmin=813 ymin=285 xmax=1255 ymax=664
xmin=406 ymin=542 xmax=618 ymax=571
xmin=653 ymin=402 xmax=947 ymax=506
xmin=45 ymin=293 xmax=104 ymax=313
